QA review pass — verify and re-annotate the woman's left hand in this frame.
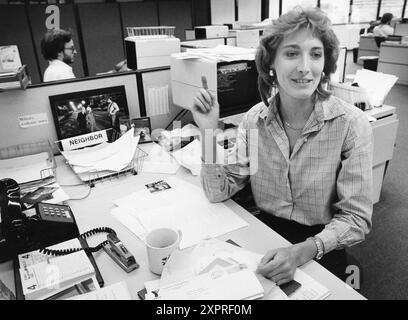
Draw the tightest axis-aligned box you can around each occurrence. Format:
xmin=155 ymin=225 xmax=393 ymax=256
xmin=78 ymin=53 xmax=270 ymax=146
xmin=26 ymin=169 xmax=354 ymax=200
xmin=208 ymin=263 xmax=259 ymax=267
xmin=256 ymin=246 xmax=299 ymax=285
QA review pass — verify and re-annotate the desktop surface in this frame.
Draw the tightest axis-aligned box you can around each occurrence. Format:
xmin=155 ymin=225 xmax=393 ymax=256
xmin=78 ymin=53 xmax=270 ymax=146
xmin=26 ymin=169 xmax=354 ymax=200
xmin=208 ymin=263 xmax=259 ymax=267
xmin=0 ymin=147 xmax=366 ymax=300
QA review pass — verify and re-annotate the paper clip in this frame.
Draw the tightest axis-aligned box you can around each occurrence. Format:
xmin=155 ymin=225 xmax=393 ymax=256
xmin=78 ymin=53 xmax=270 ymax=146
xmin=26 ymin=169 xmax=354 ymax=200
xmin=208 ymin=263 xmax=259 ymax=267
xmin=103 ymin=233 xmax=139 ymax=273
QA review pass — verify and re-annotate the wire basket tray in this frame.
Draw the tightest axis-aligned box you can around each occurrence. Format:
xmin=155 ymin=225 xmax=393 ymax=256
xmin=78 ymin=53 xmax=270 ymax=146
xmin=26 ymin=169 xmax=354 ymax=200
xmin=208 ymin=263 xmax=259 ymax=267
xmin=126 ymin=26 xmax=176 ymax=37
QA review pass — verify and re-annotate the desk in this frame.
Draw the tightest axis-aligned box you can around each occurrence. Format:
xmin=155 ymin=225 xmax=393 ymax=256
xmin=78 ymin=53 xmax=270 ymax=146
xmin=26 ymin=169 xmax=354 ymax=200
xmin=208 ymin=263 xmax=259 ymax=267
xmin=377 ymin=42 xmax=408 ymax=85
xmin=368 ymin=105 xmax=399 ymax=204
xmin=0 ymin=148 xmax=365 ymax=300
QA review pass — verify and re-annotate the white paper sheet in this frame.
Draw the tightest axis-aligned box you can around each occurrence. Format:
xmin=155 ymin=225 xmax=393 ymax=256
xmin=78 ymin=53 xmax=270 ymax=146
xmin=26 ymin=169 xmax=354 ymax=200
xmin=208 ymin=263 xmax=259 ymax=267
xmin=68 ymin=281 xmax=132 ymax=300
xmin=0 ymin=152 xmax=52 ymax=184
xmin=353 ymin=69 xmax=398 ymax=107
xmin=112 ymin=177 xmax=249 ymax=249
xmin=62 ymin=128 xmax=140 ymax=173
xmin=141 ymin=143 xmax=180 ymax=174
xmin=171 ymin=139 xmax=202 ymax=176
xmin=157 ymin=238 xmax=287 ymax=300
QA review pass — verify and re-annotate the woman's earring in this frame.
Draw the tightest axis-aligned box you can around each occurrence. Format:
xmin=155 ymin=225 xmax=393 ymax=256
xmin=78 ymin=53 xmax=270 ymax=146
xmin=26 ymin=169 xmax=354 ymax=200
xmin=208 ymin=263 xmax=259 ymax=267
xmin=269 ymin=69 xmax=274 ymax=77
xmin=321 ymin=71 xmax=326 ymax=80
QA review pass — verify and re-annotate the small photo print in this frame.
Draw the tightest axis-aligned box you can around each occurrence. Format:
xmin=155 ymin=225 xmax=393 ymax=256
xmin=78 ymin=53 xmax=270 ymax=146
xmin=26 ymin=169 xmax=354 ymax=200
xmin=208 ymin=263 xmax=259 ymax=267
xmin=145 ymin=180 xmax=171 ymax=193
xmin=131 ymin=117 xmax=152 ymax=144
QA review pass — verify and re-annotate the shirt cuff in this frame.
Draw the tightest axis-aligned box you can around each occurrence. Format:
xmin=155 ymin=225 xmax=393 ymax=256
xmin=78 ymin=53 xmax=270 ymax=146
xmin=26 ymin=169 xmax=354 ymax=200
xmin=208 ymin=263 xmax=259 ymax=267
xmin=315 ymin=228 xmax=339 ymax=254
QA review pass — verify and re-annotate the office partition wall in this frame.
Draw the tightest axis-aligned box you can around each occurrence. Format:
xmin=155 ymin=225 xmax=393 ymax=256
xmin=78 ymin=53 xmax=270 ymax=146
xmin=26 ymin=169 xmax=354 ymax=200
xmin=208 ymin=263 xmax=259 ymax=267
xmin=0 ymin=73 xmax=140 ymax=153
xmin=136 ymin=67 xmax=187 ymax=131
xmin=0 ymin=4 xmax=41 ymax=83
xmin=158 ymin=1 xmax=193 ymax=41
xmin=120 ymin=1 xmax=159 ymax=37
xmin=77 ymin=3 xmax=125 ymax=76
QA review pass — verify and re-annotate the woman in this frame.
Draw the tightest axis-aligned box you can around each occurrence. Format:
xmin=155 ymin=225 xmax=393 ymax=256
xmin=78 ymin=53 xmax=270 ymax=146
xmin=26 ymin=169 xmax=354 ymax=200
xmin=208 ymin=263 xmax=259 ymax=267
xmin=193 ymin=7 xmax=373 ymax=284
xmin=373 ymin=13 xmax=394 ymax=38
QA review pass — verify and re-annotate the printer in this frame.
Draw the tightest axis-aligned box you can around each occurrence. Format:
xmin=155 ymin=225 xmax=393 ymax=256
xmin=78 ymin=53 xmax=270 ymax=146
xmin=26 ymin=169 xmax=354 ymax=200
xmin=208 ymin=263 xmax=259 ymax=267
xmin=194 ymin=25 xmax=229 ymax=39
xmin=125 ymin=35 xmax=180 ymax=70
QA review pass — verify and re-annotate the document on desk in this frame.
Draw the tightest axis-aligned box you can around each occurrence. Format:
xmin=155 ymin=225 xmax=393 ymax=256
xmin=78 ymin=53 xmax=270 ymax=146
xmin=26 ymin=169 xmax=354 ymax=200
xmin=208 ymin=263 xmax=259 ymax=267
xmin=0 ymin=152 xmax=53 ymax=184
xmin=158 ymin=238 xmax=329 ymax=300
xmin=171 ymin=139 xmax=202 ymax=176
xmin=155 ymin=268 xmax=264 ymax=300
xmin=68 ymin=281 xmax=132 ymax=300
xmin=112 ymin=177 xmax=248 ymax=249
xmin=158 ymin=238 xmax=287 ymax=300
xmin=140 ymin=143 xmax=180 ymax=174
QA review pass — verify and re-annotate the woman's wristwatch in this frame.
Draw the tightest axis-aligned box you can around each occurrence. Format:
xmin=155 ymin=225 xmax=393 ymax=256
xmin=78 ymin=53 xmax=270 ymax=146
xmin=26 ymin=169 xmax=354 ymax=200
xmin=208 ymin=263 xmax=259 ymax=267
xmin=308 ymin=236 xmax=324 ymax=260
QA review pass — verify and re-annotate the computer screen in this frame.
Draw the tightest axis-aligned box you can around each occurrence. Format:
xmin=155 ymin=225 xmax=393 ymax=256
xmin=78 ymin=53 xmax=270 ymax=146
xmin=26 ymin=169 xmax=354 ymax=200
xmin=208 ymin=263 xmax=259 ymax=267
xmin=217 ymin=60 xmax=261 ymax=118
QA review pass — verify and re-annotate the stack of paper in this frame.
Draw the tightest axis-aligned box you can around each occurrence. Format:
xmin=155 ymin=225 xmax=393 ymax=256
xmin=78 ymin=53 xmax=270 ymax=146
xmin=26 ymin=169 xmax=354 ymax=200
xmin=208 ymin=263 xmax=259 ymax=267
xmin=143 ymin=238 xmax=330 ymax=300
xmin=111 ymin=177 xmax=249 ymax=249
xmin=61 ymin=128 xmax=140 ymax=181
xmin=353 ymin=69 xmax=398 ymax=107
xmin=173 ymin=45 xmax=256 ymax=62
xmin=18 ymin=241 xmax=97 ymax=300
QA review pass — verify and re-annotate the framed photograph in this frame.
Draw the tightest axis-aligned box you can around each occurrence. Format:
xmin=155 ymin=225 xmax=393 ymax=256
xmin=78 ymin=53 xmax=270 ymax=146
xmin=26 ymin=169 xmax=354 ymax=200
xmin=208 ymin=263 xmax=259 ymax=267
xmin=49 ymin=86 xmax=129 ymax=141
xmin=131 ymin=117 xmax=152 ymax=144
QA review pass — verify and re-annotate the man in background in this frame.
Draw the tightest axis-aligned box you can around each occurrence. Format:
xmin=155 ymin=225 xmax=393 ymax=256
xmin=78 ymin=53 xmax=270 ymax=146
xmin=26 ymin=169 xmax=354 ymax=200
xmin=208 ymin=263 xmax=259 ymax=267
xmin=107 ymin=97 xmax=119 ymax=128
xmin=41 ymin=28 xmax=77 ymax=82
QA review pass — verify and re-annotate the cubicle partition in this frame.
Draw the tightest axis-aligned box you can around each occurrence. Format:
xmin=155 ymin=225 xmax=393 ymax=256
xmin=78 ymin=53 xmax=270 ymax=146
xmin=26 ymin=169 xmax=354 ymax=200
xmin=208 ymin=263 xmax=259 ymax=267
xmin=119 ymin=1 xmax=159 ymax=36
xmin=135 ymin=67 xmax=189 ymax=131
xmin=0 ymin=72 xmax=140 ymax=154
xmin=158 ymin=1 xmax=193 ymax=41
xmin=0 ymin=66 xmax=189 ymax=154
xmin=395 ymin=23 xmax=408 ymax=36
xmin=76 ymin=3 xmax=125 ymax=76
xmin=0 ymin=4 xmax=41 ymax=84
xmin=377 ymin=42 xmax=408 ymax=85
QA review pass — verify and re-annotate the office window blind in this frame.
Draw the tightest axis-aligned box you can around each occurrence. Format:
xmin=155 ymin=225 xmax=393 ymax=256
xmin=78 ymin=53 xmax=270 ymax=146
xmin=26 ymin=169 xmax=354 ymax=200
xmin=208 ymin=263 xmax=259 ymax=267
xmin=351 ymin=0 xmax=379 ymax=23
xmin=379 ymin=0 xmax=405 ymax=19
xmin=281 ymin=0 xmax=317 ymax=14
xmin=320 ymin=0 xmax=350 ymax=24
xmin=268 ymin=0 xmax=280 ymax=19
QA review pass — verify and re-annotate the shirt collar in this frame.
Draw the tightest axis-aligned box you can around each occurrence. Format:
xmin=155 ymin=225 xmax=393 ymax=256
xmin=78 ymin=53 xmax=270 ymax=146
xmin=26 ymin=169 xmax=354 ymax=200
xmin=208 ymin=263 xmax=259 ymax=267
xmin=259 ymin=94 xmax=345 ymax=127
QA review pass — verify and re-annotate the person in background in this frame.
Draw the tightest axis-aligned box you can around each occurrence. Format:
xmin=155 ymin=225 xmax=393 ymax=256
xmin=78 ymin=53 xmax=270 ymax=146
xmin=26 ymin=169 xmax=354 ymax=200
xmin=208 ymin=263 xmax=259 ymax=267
xmin=107 ymin=97 xmax=119 ymax=128
xmin=373 ymin=13 xmax=394 ymax=37
xmin=41 ymin=28 xmax=77 ymax=82
xmin=193 ymin=7 xmax=373 ymax=284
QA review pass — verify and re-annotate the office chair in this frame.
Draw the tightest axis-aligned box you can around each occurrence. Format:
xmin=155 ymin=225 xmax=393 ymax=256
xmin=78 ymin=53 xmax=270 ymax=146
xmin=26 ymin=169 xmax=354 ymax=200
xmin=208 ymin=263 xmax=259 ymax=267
xmin=374 ymin=36 xmax=386 ymax=48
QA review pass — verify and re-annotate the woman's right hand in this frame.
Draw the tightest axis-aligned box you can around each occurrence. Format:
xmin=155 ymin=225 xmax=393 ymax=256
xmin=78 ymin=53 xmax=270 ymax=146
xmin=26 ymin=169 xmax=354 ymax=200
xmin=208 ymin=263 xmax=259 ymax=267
xmin=191 ymin=88 xmax=220 ymax=131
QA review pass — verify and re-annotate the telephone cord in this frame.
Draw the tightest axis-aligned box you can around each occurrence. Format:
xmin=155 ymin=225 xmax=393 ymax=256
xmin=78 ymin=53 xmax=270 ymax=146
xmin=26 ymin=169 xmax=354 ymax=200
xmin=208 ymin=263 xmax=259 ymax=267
xmin=38 ymin=227 xmax=116 ymax=256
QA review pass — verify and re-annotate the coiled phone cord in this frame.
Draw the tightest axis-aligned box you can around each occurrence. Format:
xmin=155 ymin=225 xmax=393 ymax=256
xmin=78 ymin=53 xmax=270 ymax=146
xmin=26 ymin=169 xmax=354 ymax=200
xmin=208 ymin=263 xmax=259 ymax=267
xmin=39 ymin=227 xmax=116 ymax=256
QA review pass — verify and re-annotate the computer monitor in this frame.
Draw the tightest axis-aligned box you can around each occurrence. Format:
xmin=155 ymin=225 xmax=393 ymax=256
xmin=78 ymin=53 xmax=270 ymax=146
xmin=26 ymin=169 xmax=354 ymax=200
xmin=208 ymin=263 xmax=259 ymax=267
xmin=217 ymin=60 xmax=261 ymax=118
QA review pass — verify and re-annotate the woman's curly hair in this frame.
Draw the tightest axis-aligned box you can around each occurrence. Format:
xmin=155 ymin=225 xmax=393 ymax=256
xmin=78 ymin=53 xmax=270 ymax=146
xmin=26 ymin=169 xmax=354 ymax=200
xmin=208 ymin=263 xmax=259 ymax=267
xmin=255 ymin=6 xmax=340 ymax=106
